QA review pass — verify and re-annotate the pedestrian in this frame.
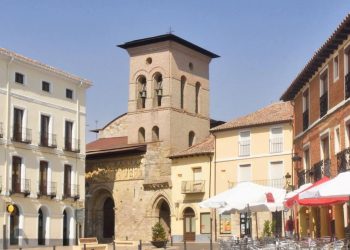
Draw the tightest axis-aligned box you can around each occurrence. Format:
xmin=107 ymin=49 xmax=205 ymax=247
xmin=285 ymin=216 xmax=294 ymax=239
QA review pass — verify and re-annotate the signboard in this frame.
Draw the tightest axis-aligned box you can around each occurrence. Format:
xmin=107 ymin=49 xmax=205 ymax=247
xmin=75 ymin=209 xmax=85 ymax=224
xmin=220 ymin=214 xmax=231 ymax=234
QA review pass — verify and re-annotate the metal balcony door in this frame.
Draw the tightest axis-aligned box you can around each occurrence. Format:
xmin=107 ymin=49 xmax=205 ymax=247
xmin=64 ymin=165 xmax=71 ymax=197
xmin=38 ymin=209 xmax=45 ymax=245
xmin=41 ymin=115 xmax=50 ymax=146
xmin=12 ymin=156 xmax=21 ymax=193
xmin=183 ymin=207 xmax=195 ymax=241
xmin=39 ymin=161 xmax=48 ymax=195
xmin=13 ymin=108 xmax=23 ymax=141
xmin=65 ymin=121 xmax=73 ymax=150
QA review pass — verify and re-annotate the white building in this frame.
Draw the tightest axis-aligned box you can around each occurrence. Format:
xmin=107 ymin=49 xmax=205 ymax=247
xmin=0 ymin=48 xmax=91 ymax=248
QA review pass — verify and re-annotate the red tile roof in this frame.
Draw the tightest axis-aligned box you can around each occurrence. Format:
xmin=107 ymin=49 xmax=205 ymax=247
xmin=169 ymin=135 xmax=214 ymax=158
xmin=211 ymin=101 xmax=293 ymax=132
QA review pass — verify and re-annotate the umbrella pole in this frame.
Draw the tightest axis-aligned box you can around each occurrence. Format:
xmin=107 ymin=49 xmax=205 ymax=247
xmin=255 ymin=212 xmax=259 ymax=239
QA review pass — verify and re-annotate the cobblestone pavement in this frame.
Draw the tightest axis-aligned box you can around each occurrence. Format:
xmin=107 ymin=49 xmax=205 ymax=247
xmin=107 ymin=242 xmax=219 ymax=250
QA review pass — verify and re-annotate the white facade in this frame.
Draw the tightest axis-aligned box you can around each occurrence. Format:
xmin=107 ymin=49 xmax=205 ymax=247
xmin=0 ymin=48 xmax=91 ymax=247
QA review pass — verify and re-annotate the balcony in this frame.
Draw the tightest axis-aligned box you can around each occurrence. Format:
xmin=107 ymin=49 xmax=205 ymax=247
xmin=10 ymin=178 xmax=30 ymax=196
xmin=297 ymin=170 xmax=306 ymax=187
xmin=181 ymin=180 xmax=205 ymax=194
xmin=269 ymin=137 xmax=283 ymax=153
xmin=64 ymin=138 xmax=80 ymax=153
xmin=62 ymin=184 xmax=80 ymax=200
xmin=303 ymin=110 xmax=309 ymax=131
xmin=39 ymin=132 xmax=57 ymax=148
xmin=346 ymin=73 xmax=350 ymax=99
xmin=320 ymin=92 xmax=328 ymax=118
xmin=37 ymin=181 xmax=57 ymax=198
xmin=0 ymin=122 xmax=3 ymax=138
xmin=228 ymin=178 xmax=285 ymax=189
xmin=12 ymin=127 xmax=32 ymax=144
xmin=337 ymin=147 xmax=350 ymax=173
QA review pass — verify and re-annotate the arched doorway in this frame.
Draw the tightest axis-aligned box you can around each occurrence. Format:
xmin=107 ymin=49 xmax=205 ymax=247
xmin=159 ymin=201 xmax=171 ymax=236
xmin=183 ymin=207 xmax=195 ymax=242
xmin=63 ymin=210 xmax=69 ymax=246
xmin=103 ymin=197 xmax=115 ymax=238
xmin=38 ymin=208 xmax=45 ymax=245
xmin=10 ymin=205 xmax=20 ymax=245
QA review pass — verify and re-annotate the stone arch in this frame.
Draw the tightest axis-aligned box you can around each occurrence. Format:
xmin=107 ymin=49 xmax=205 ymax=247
xmin=37 ymin=205 xmax=50 ymax=246
xmin=152 ymin=195 xmax=172 ymax=237
xmin=85 ymin=187 xmax=115 ymax=243
xmin=9 ymin=204 xmax=23 ymax=246
xmin=179 ymin=204 xmax=199 ymax=220
xmin=62 ymin=206 xmax=74 ymax=246
xmin=152 ymin=126 xmax=159 ymax=141
xmin=138 ymin=127 xmax=146 ymax=143
xmin=180 ymin=75 xmax=186 ymax=109
xmin=152 ymin=72 xmax=163 ymax=107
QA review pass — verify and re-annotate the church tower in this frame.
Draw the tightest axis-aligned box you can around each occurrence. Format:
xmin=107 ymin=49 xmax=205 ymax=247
xmin=118 ymin=34 xmax=219 ymax=155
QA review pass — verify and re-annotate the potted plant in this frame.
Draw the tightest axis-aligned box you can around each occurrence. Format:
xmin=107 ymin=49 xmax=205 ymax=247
xmin=151 ymin=222 xmax=167 ymax=248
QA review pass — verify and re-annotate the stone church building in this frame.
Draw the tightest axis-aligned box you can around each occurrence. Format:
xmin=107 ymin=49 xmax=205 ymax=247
xmin=85 ymin=34 xmax=219 ymax=242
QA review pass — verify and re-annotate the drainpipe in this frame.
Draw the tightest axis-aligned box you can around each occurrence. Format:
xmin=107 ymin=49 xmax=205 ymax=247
xmin=213 ymin=133 xmax=217 ymax=241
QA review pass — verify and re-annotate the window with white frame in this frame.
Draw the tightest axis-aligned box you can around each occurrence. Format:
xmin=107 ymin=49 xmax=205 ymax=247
xmin=333 ymin=55 xmax=339 ymax=81
xmin=239 ymin=131 xmax=250 ymax=156
xmin=345 ymin=47 xmax=350 ymax=99
xmin=270 ymin=127 xmax=283 ymax=153
xmin=319 ymin=70 xmax=329 ymax=118
xmin=239 ymin=164 xmax=251 ymax=182
xmin=302 ymin=89 xmax=309 ymax=131
xmin=334 ymin=127 xmax=341 ymax=154
xmin=321 ymin=134 xmax=330 ymax=160
xmin=269 ymin=161 xmax=284 ymax=188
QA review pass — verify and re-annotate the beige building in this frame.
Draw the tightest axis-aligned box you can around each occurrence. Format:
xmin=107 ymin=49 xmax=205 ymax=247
xmin=85 ymin=34 xmax=219 ymax=242
xmin=0 ymin=48 xmax=91 ymax=247
xmin=211 ymin=101 xmax=293 ymax=239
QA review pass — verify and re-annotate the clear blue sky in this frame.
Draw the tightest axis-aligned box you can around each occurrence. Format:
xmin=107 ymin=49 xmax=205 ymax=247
xmin=1 ymin=1 xmax=349 ymax=142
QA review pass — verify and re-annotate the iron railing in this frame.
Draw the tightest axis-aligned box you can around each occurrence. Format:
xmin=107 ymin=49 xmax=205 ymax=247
xmin=346 ymin=73 xmax=350 ymax=99
xmin=228 ymin=178 xmax=285 ymax=189
xmin=37 ymin=181 xmax=57 ymax=198
xmin=64 ymin=138 xmax=80 ymax=153
xmin=63 ymin=184 xmax=80 ymax=200
xmin=297 ymin=170 xmax=306 ymax=187
xmin=12 ymin=127 xmax=32 ymax=143
xmin=39 ymin=132 xmax=57 ymax=148
xmin=303 ymin=110 xmax=309 ymax=131
xmin=337 ymin=147 xmax=350 ymax=173
xmin=239 ymin=140 xmax=250 ymax=156
xmin=11 ymin=178 xmax=30 ymax=196
xmin=181 ymin=180 xmax=205 ymax=193
xmin=269 ymin=137 xmax=283 ymax=153
xmin=310 ymin=159 xmax=331 ymax=182
xmin=320 ymin=92 xmax=328 ymax=118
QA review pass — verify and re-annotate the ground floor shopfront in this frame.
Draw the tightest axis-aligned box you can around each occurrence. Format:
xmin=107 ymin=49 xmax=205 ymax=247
xmin=0 ymin=195 xmax=81 ymax=248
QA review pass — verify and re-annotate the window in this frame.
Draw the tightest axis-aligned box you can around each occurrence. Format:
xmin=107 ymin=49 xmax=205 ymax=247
xmin=180 ymin=76 xmax=186 ymax=109
xmin=193 ymin=168 xmax=203 ymax=192
xmin=137 ymin=75 xmax=147 ymax=109
xmin=302 ymin=89 xmax=309 ymax=131
xmin=270 ymin=127 xmax=283 ymax=153
xmin=138 ymin=127 xmax=145 ymax=143
xmin=39 ymin=161 xmax=48 ymax=195
xmin=15 ymin=72 xmax=24 ymax=84
xmin=335 ymin=127 xmax=341 ymax=154
xmin=304 ymin=147 xmax=311 ymax=183
xmin=42 ymin=81 xmax=50 ymax=92
xmin=64 ymin=121 xmax=73 ymax=150
xmin=333 ymin=55 xmax=339 ymax=81
xmin=13 ymin=108 xmax=24 ymax=141
xmin=200 ymin=213 xmax=211 ymax=234
xmin=189 ymin=131 xmax=195 ymax=147
xmin=195 ymin=82 xmax=200 ymax=113
xmin=345 ymin=47 xmax=350 ymax=99
xmin=66 ymin=88 xmax=73 ymax=99
xmin=321 ymin=135 xmax=330 ymax=160
xmin=239 ymin=131 xmax=250 ymax=156
xmin=269 ymin=161 xmax=284 ymax=188
xmin=152 ymin=126 xmax=159 ymax=141
xmin=320 ymin=71 xmax=328 ymax=117
xmin=154 ymin=73 xmax=163 ymax=107
xmin=239 ymin=164 xmax=251 ymax=182
xmin=12 ymin=156 xmax=22 ymax=193
xmin=40 ymin=115 xmax=50 ymax=146
xmin=64 ymin=164 xmax=71 ymax=197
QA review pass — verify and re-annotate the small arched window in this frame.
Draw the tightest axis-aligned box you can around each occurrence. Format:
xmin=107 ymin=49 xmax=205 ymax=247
xmin=138 ymin=127 xmax=145 ymax=143
xmin=189 ymin=131 xmax=195 ymax=147
xmin=154 ymin=73 xmax=163 ymax=107
xmin=152 ymin=126 xmax=159 ymax=141
xmin=195 ymin=82 xmax=200 ymax=114
xmin=137 ymin=75 xmax=147 ymax=109
xmin=180 ymin=76 xmax=186 ymax=109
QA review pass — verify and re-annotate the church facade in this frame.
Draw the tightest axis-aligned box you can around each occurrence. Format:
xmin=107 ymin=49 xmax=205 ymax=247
xmin=85 ymin=34 xmax=219 ymax=242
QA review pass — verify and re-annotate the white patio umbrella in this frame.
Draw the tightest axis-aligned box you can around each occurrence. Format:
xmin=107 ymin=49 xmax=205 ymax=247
xmin=300 ymin=171 xmax=350 ymax=199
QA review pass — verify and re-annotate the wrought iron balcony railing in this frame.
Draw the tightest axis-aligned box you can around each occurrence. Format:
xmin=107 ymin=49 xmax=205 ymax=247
xmin=181 ymin=180 xmax=205 ymax=194
xmin=62 ymin=184 xmax=80 ymax=200
xmin=320 ymin=92 xmax=328 ymax=118
xmin=12 ymin=127 xmax=32 ymax=144
xmin=346 ymin=73 xmax=350 ymax=99
xmin=64 ymin=138 xmax=80 ymax=153
xmin=269 ymin=137 xmax=283 ymax=153
xmin=303 ymin=110 xmax=309 ymax=131
xmin=37 ymin=181 xmax=57 ymax=198
xmin=11 ymin=178 xmax=30 ymax=196
xmin=337 ymin=147 xmax=350 ymax=173
xmin=298 ymin=159 xmax=331 ymax=186
xmin=297 ymin=170 xmax=306 ymax=187
xmin=39 ymin=132 xmax=57 ymax=148
xmin=228 ymin=178 xmax=285 ymax=189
